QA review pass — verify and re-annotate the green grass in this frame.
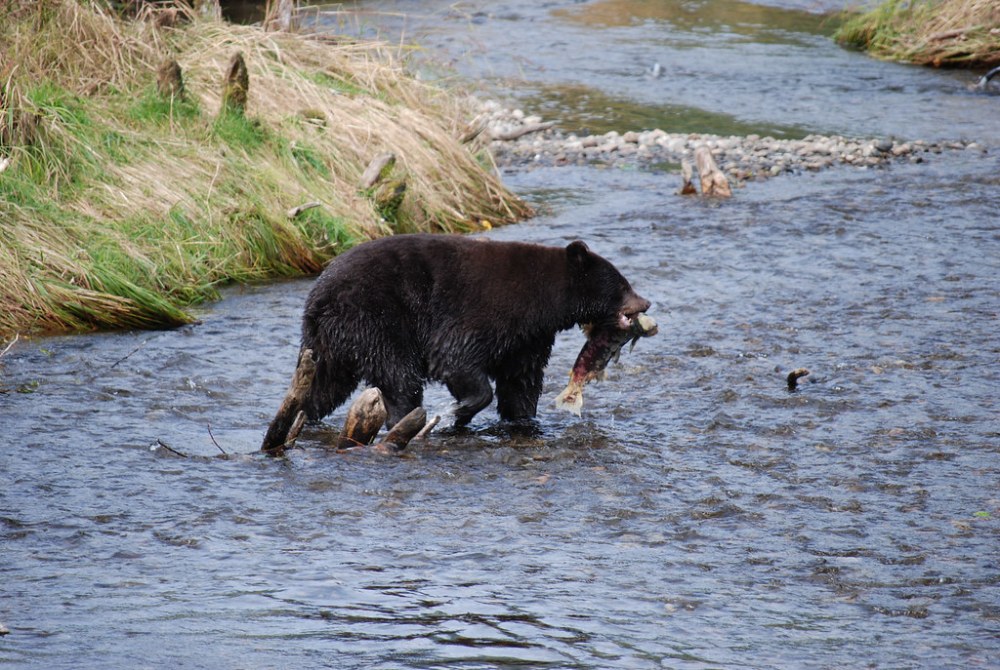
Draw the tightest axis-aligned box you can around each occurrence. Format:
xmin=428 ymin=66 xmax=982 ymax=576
xmin=0 ymin=0 xmax=530 ymax=338
xmin=835 ymin=0 xmax=1000 ymax=67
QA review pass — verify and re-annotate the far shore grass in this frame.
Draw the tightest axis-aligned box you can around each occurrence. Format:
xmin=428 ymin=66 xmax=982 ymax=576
xmin=0 ymin=0 xmax=530 ymax=339
xmin=835 ymin=0 xmax=1000 ymax=68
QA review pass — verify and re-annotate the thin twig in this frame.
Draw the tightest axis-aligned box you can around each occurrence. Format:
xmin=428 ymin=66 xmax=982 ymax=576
xmin=0 ymin=334 xmax=19 ymax=359
xmin=415 ymin=414 xmax=440 ymax=441
xmin=207 ymin=422 xmax=228 ymax=455
xmin=490 ymin=121 xmax=557 ymax=142
xmin=156 ymin=439 xmax=188 ymax=458
xmin=109 ymin=338 xmax=148 ymax=369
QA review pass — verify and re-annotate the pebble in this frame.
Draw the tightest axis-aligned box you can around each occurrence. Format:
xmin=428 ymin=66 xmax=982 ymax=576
xmin=473 ymin=103 xmax=983 ymax=183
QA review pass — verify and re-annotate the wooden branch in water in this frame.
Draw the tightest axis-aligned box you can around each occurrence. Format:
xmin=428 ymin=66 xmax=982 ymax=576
xmin=694 ymin=146 xmax=732 ymax=197
xmin=787 ymin=368 xmax=810 ymax=391
xmin=335 ymin=387 xmax=387 ymax=450
xmin=374 ymin=407 xmax=427 ymax=453
xmin=415 ymin=415 xmax=440 ymax=441
xmin=261 ymin=348 xmax=316 ymax=456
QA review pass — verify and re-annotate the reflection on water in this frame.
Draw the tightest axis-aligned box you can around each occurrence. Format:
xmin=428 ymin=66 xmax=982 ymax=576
xmin=552 ymin=0 xmax=834 ymax=39
xmin=3 ymin=1 xmax=999 ymax=668
xmin=519 ymin=81 xmax=811 ymax=138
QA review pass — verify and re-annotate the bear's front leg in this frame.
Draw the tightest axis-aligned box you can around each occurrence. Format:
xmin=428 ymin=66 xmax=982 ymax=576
xmin=445 ymin=370 xmax=494 ymax=426
xmin=495 ymin=364 xmax=545 ymax=421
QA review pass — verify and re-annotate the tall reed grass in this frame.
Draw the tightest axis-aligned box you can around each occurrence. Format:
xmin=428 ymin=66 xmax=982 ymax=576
xmin=836 ymin=0 xmax=1000 ymax=67
xmin=0 ymin=0 xmax=529 ymax=337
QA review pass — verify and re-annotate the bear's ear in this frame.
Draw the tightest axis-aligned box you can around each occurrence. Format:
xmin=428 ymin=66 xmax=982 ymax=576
xmin=567 ymin=240 xmax=590 ymax=265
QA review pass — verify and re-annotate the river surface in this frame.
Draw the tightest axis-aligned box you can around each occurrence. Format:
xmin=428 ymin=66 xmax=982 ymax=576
xmin=2 ymin=1 xmax=998 ymax=668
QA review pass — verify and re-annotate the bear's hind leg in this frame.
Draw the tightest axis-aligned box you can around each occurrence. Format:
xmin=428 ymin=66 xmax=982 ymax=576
xmin=305 ymin=356 xmax=361 ymax=421
xmin=446 ymin=370 xmax=494 ymax=426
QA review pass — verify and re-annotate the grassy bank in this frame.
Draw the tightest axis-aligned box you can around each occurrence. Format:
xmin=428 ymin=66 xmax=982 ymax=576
xmin=0 ymin=0 xmax=529 ymax=338
xmin=835 ymin=0 xmax=1000 ymax=67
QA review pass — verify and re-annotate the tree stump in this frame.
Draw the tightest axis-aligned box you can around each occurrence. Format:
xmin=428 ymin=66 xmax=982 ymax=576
xmin=221 ymin=52 xmax=249 ymax=116
xmin=359 ymin=152 xmax=396 ymax=189
xmin=679 ymin=160 xmax=697 ymax=195
xmin=335 ymin=388 xmax=387 ymax=450
xmin=261 ymin=348 xmax=315 ymax=456
xmin=694 ymin=146 xmax=732 ymax=197
xmin=194 ymin=0 xmax=221 ymax=20
xmin=359 ymin=152 xmax=406 ymax=224
xmin=264 ymin=0 xmax=295 ymax=32
xmin=156 ymin=58 xmax=185 ymax=100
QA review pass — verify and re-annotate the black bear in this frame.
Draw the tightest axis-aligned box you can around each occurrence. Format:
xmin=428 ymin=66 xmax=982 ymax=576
xmin=301 ymin=234 xmax=650 ymax=427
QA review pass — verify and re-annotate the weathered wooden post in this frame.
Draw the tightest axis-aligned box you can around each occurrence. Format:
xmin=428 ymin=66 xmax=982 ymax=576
xmin=694 ymin=145 xmax=732 ymax=197
xmin=221 ymin=52 xmax=249 ymax=116
xmin=334 ymin=388 xmax=387 ymax=450
xmin=359 ymin=152 xmax=407 ymax=224
xmin=156 ymin=58 xmax=185 ymax=100
xmin=261 ymin=348 xmax=315 ymax=455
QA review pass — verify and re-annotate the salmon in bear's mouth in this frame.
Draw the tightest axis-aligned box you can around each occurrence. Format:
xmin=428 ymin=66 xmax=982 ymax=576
xmin=556 ymin=312 xmax=658 ymax=416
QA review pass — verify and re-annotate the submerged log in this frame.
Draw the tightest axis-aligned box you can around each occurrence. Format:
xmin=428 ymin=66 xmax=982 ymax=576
xmin=261 ymin=348 xmax=315 ymax=456
xmin=374 ymin=407 xmax=427 ymax=453
xmin=787 ymin=368 xmax=810 ymax=391
xmin=335 ymin=388 xmax=387 ymax=450
xmin=221 ymin=52 xmax=249 ymax=116
xmin=694 ymin=145 xmax=732 ymax=197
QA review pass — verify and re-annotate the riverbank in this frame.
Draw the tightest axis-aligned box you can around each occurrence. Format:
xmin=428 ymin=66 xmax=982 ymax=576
xmin=835 ymin=0 xmax=1000 ymax=68
xmin=479 ymin=102 xmax=987 ymax=183
xmin=0 ymin=0 xmax=528 ymax=339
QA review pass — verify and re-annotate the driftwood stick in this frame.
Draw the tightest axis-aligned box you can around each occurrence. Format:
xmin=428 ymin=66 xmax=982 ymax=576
xmin=261 ymin=348 xmax=316 ymax=455
xmin=1 ymin=334 xmax=20 ymax=359
xmin=335 ymin=387 xmax=387 ymax=450
xmin=414 ymin=414 xmax=440 ymax=441
xmin=286 ymin=410 xmax=307 ymax=445
xmin=694 ymin=145 xmax=732 ymax=197
xmin=374 ymin=407 xmax=427 ymax=453
xmin=490 ymin=121 xmax=556 ymax=142
xmin=787 ymin=368 xmax=810 ymax=391
xmin=458 ymin=114 xmax=489 ymax=143
xmin=286 ymin=201 xmax=321 ymax=218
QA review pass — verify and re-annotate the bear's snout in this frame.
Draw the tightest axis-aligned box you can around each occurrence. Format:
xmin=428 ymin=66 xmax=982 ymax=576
xmin=623 ymin=293 xmax=651 ymax=317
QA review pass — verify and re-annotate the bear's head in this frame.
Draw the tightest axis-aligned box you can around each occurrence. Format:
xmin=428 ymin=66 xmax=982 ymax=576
xmin=567 ymin=241 xmax=650 ymax=330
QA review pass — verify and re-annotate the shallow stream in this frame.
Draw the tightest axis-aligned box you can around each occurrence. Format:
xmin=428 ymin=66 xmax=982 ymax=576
xmin=2 ymin=1 xmax=998 ymax=668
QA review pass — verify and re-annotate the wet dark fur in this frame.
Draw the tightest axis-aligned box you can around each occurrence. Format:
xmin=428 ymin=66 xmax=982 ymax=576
xmin=301 ymin=234 xmax=649 ymax=427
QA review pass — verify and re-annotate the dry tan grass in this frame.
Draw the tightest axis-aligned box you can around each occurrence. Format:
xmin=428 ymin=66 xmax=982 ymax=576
xmin=0 ymin=0 xmax=529 ymax=337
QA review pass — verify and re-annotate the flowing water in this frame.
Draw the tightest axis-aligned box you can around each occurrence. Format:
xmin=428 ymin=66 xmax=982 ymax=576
xmin=2 ymin=1 xmax=998 ymax=668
